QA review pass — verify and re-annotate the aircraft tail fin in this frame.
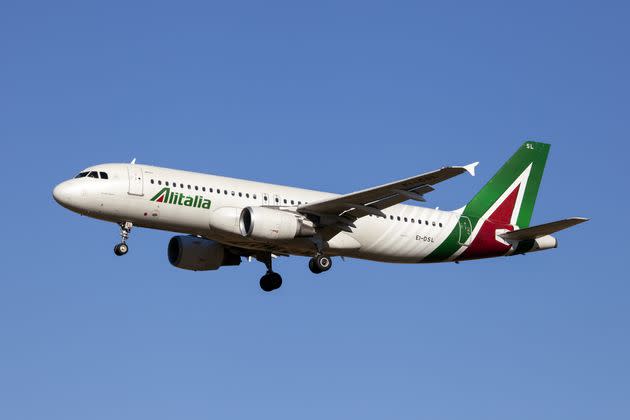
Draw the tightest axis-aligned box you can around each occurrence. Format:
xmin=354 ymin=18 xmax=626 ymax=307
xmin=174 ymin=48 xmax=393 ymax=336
xmin=464 ymin=141 xmax=550 ymax=228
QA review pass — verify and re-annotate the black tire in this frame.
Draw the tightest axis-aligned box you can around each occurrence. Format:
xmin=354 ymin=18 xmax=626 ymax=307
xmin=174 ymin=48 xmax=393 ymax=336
xmin=315 ymin=255 xmax=332 ymax=272
xmin=269 ymin=272 xmax=283 ymax=290
xmin=259 ymin=274 xmax=275 ymax=292
xmin=309 ymin=258 xmax=322 ymax=274
xmin=114 ymin=243 xmax=128 ymax=256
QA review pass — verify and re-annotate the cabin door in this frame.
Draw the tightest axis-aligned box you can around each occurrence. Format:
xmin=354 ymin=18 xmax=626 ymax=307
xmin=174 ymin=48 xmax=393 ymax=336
xmin=458 ymin=216 xmax=473 ymax=246
xmin=128 ymin=165 xmax=144 ymax=196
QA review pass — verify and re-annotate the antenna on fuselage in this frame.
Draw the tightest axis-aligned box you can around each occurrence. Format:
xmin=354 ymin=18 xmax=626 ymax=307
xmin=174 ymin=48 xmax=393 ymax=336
xmin=130 ymin=158 xmax=136 ymax=165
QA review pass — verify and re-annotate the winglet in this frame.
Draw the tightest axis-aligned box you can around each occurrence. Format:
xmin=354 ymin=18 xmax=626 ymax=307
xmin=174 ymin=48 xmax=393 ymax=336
xmin=462 ymin=162 xmax=479 ymax=176
xmin=130 ymin=158 xmax=137 ymax=165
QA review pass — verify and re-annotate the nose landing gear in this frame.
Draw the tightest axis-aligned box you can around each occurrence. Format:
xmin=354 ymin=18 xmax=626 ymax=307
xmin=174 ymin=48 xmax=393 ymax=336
xmin=309 ymin=255 xmax=332 ymax=274
xmin=114 ymin=221 xmax=133 ymax=256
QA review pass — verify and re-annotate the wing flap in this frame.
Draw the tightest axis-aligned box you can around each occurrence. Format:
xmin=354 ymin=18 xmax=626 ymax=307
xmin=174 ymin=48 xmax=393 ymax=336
xmin=500 ymin=217 xmax=589 ymax=241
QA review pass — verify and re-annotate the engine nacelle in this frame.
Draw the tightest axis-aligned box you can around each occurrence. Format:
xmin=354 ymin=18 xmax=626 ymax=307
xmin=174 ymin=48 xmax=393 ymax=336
xmin=168 ymin=236 xmax=241 ymax=271
xmin=239 ymin=207 xmax=316 ymax=241
xmin=209 ymin=206 xmax=243 ymax=235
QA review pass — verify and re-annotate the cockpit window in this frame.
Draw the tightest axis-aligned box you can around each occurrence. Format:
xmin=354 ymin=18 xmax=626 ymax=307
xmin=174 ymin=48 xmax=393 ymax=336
xmin=75 ymin=172 xmax=89 ymax=178
xmin=87 ymin=171 xmax=98 ymax=178
xmin=99 ymin=172 xmax=108 ymax=179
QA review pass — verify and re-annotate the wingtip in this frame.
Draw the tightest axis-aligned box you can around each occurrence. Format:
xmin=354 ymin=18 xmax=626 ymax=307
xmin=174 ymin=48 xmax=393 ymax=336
xmin=463 ymin=162 xmax=479 ymax=176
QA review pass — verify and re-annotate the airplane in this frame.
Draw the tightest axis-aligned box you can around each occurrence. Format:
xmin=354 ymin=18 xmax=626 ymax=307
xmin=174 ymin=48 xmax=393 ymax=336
xmin=53 ymin=141 xmax=588 ymax=292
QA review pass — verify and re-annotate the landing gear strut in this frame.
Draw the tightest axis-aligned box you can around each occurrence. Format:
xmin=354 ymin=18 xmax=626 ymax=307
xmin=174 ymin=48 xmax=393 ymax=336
xmin=114 ymin=221 xmax=132 ymax=256
xmin=309 ymin=255 xmax=332 ymax=274
xmin=257 ymin=253 xmax=282 ymax=292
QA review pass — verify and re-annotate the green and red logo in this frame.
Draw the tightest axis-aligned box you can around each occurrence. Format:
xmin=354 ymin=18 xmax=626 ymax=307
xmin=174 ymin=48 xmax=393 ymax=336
xmin=150 ymin=187 xmax=211 ymax=209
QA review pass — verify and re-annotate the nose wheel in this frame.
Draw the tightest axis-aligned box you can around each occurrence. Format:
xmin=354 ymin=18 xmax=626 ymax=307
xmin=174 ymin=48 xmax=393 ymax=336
xmin=309 ymin=255 xmax=332 ymax=274
xmin=114 ymin=221 xmax=133 ymax=256
xmin=114 ymin=243 xmax=128 ymax=256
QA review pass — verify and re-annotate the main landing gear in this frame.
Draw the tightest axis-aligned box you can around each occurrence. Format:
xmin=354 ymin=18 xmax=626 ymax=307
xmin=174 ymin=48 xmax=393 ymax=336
xmin=258 ymin=254 xmax=282 ymax=292
xmin=309 ymin=255 xmax=332 ymax=274
xmin=114 ymin=221 xmax=133 ymax=256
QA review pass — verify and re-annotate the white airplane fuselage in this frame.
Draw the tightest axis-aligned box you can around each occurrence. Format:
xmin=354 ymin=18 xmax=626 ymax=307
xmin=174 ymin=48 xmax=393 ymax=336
xmin=53 ymin=142 xmax=585 ymax=291
xmin=53 ymin=163 xmax=463 ymax=263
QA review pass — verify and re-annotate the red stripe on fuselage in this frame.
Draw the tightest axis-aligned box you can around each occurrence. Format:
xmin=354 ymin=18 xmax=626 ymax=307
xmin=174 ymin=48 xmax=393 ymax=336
xmin=458 ymin=185 xmax=520 ymax=260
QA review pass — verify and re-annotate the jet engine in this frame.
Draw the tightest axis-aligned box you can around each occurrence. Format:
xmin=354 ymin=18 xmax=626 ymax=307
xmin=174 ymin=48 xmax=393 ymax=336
xmin=239 ymin=206 xmax=316 ymax=241
xmin=167 ymin=236 xmax=241 ymax=271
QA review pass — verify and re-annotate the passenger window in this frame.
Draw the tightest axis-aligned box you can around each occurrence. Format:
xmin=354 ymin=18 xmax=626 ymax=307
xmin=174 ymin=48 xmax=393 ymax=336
xmin=88 ymin=171 xmax=98 ymax=178
xmin=180 ymin=183 xmax=184 ymax=188
xmin=439 ymin=223 xmax=443 ymax=228
xmin=202 ymin=187 xmax=206 ymax=192
xmin=291 ymin=200 xmax=294 ymax=205
xmin=275 ymin=197 xmax=279 ymax=203
xmin=397 ymin=216 xmax=401 ymax=221
xmin=231 ymin=191 xmax=235 ymax=196
xmin=298 ymin=201 xmax=301 ymax=205
xmin=158 ymin=180 xmax=162 ymax=185
xmin=150 ymin=179 xmax=155 ymax=184
xmin=165 ymin=181 xmax=169 ymax=186
xmin=209 ymin=188 xmax=213 ymax=193
xmin=195 ymin=186 xmax=199 ymax=191
xmin=432 ymin=222 xmax=436 ymax=226
xmin=75 ymin=172 xmax=89 ymax=178
xmin=224 ymin=190 xmax=228 ymax=195
xmin=411 ymin=218 xmax=415 ymax=223
xmin=283 ymin=199 xmax=287 ymax=204
xmin=187 ymin=185 xmax=191 ymax=189
xmin=404 ymin=217 xmax=408 ymax=222
xmin=253 ymin=194 xmax=257 ymax=199
xmin=238 ymin=192 xmax=242 ymax=197
xmin=425 ymin=221 xmax=429 ymax=225
xmin=390 ymin=215 xmax=393 ymax=220
xmin=246 ymin=193 xmax=250 ymax=198
xmin=99 ymin=172 xmax=108 ymax=179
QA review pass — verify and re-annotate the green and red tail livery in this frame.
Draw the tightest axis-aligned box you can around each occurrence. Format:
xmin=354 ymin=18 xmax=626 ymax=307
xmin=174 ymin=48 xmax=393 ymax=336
xmin=426 ymin=142 xmax=551 ymax=262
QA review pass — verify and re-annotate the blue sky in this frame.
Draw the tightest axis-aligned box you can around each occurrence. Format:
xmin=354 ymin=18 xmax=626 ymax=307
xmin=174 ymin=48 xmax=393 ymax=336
xmin=1 ymin=1 xmax=628 ymax=419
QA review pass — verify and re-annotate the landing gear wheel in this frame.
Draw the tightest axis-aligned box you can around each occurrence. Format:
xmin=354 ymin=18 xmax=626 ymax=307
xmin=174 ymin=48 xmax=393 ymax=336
xmin=309 ymin=255 xmax=332 ymax=274
xmin=114 ymin=243 xmax=128 ymax=256
xmin=114 ymin=222 xmax=133 ymax=257
xmin=260 ymin=272 xmax=282 ymax=292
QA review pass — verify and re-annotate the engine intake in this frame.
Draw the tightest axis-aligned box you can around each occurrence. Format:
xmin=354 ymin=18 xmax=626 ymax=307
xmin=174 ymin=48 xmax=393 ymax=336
xmin=168 ymin=236 xmax=241 ymax=271
xmin=239 ymin=207 xmax=316 ymax=241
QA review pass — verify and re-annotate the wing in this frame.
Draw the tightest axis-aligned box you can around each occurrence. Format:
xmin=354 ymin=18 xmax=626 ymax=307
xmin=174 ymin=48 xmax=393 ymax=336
xmin=298 ymin=162 xmax=479 ymax=228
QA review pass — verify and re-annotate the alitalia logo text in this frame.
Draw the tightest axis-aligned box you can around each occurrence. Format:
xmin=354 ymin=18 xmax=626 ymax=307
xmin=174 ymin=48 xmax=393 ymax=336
xmin=150 ymin=188 xmax=212 ymax=209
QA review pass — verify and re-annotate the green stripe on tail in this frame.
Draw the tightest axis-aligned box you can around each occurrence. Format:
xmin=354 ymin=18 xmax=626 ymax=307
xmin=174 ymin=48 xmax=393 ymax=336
xmin=425 ymin=141 xmax=551 ymax=262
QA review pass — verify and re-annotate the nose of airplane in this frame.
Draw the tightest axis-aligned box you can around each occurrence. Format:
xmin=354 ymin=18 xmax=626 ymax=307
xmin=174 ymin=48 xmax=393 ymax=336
xmin=53 ymin=181 xmax=74 ymax=208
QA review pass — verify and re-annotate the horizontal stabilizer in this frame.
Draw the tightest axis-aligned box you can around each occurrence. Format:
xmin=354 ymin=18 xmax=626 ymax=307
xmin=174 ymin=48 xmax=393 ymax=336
xmin=500 ymin=217 xmax=589 ymax=241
